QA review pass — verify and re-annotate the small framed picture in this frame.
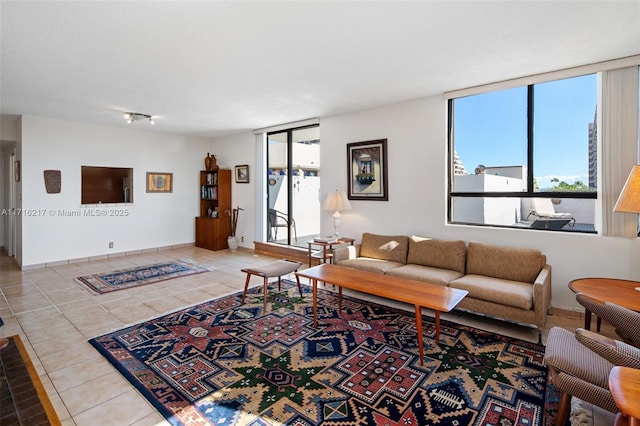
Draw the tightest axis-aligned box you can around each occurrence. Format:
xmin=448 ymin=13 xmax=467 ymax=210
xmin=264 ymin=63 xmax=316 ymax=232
xmin=146 ymin=172 xmax=173 ymax=193
xmin=235 ymin=165 xmax=249 ymax=183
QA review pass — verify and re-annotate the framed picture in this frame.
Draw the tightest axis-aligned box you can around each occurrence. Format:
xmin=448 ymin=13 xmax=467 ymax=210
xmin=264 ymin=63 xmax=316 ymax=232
xmin=146 ymin=172 xmax=173 ymax=193
xmin=235 ymin=164 xmax=249 ymax=183
xmin=347 ymin=139 xmax=388 ymax=201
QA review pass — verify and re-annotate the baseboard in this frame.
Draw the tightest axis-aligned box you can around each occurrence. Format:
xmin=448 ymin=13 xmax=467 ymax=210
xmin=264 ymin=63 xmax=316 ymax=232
xmin=550 ymin=306 xmax=585 ymax=319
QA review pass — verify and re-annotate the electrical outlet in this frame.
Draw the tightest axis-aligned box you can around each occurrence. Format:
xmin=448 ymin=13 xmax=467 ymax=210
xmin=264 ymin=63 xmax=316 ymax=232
xmin=241 ymin=236 xmax=244 ymax=243
xmin=108 ymin=242 xmax=114 ymax=248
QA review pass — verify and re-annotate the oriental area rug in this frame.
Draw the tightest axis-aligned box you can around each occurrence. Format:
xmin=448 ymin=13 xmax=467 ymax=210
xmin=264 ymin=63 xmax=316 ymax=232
xmin=89 ymin=280 xmax=550 ymax=426
xmin=76 ymin=260 xmax=210 ymax=294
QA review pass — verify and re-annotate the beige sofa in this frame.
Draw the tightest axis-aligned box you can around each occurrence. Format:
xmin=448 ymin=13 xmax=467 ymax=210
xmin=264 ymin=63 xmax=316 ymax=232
xmin=333 ymin=233 xmax=551 ymax=340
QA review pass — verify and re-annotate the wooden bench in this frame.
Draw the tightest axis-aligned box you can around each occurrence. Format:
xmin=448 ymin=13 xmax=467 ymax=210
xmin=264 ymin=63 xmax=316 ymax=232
xmin=241 ymin=259 xmax=303 ymax=309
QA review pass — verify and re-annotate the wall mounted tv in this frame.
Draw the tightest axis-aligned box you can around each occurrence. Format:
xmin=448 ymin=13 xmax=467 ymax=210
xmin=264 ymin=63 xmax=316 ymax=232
xmin=81 ymin=166 xmax=133 ymax=204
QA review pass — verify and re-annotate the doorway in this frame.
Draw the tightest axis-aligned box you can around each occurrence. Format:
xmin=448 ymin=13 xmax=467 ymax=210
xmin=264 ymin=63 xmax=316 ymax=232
xmin=266 ymin=125 xmax=320 ymax=247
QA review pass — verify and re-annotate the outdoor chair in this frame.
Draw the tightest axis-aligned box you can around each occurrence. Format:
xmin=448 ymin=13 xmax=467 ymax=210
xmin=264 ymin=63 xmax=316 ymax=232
xmin=544 ymin=301 xmax=640 ymax=426
xmin=267 ymin=208 xmax=297 ymax=243
xmin=527 ymin=198 xmax=576 ymax=227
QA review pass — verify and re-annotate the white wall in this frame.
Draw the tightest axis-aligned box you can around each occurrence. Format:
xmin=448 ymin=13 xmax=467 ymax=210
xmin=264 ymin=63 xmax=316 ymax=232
xmin=214 ymin=95 xmax=640 ymax=312
xmin=208 ymin=132 xmax=257 ymax=248
xmin=20 ymin=115 xmax=209 ymax=267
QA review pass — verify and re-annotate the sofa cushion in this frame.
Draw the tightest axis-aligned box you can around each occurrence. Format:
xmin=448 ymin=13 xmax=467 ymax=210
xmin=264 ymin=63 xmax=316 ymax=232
xmin=386 ymin=264 xmax=463 ymax=287
xmin=465 ymin=241 xmax=544 ymax=283
xmin=359 ymin=233 xmax=409 ymax=264
xmin=336 ymin=258 xmax=405 ymax=275
xmin=407 ymin=236 xmax=466 ymax=274
xmin=449 ymin=274 xmax=533 ymax=310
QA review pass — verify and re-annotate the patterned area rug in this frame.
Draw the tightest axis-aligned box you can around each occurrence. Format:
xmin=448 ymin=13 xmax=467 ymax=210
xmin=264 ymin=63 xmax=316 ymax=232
xmin=89 ymin=280 xmax=549 ymax=425
xmin=76 ymin=260 xmax=210 ymax=294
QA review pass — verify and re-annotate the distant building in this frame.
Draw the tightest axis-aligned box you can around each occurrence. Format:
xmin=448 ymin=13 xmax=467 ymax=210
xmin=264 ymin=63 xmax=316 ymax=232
xmin=453 ymin=151 xmax=467 ymax=175
xmin=588 ymin=108 xmax=597 ymax=190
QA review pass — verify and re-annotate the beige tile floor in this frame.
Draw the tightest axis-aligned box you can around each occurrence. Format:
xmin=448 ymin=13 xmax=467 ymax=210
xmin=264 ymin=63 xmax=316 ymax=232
xmin=0 ymin=246 xmax=616 ymax=425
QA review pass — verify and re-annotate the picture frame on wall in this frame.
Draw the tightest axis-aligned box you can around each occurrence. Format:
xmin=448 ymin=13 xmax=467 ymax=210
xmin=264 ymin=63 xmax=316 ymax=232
xmin=235 ymin=165 xmax=249 ymax=183
xmin=347 ymin=139 xmax=388 ymax=201
xmin=146 ymin=172 xmax=173 ymax=193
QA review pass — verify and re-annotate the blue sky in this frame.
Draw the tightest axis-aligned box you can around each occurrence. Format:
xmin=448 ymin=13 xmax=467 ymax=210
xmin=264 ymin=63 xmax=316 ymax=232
xmin=453 ymin=74 xmax=597 ymax=189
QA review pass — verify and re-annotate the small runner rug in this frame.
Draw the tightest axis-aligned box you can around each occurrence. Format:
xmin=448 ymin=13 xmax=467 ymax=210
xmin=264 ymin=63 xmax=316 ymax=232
xmin=76 ymin=260 xmax=210 ymax=294
xmin=89 ymin=280 xmax=550 ymax=425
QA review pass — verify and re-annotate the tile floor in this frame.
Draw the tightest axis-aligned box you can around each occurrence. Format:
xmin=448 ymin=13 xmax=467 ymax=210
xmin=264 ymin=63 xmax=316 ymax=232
xmin=0 ymin=246 xmax=616 ymax=425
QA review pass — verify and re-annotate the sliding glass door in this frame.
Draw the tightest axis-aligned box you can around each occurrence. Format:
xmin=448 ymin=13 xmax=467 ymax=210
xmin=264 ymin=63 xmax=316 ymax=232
xmin=266 ymin=125 xmax=320 ymax=247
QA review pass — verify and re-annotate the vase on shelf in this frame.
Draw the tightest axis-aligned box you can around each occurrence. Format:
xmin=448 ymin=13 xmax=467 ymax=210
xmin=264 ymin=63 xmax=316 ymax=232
xmin=204 ymin=153 xmax=219 ymax=171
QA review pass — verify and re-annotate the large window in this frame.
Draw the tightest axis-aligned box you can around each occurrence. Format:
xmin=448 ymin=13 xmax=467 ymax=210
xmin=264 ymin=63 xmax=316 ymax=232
xmin=449 ymin=74 xmax=597 ymax=232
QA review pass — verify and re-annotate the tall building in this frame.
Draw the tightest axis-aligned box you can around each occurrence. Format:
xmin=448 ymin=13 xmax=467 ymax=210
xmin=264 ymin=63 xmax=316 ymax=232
xmin=588 ymin=108 xmax=597 ymax=190
xmin=453 ymin=150 xmax=467 ymax=175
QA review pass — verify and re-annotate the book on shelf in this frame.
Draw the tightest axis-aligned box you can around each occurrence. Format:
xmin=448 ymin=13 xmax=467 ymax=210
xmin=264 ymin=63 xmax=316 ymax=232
xmin=205 ymin=172 xmax=218 ymax=185
xmin=201 ymin=186 xmax=217 ymax=200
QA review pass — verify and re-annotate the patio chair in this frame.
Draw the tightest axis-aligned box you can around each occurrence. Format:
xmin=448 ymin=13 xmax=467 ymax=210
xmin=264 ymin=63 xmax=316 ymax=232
xmin=527 ymin=198 xmax=576 ymax=227
xmin=544 ymin=301 xmax=640 ymax=425
xmin=267 ymin=209 xmax=297 ymax=243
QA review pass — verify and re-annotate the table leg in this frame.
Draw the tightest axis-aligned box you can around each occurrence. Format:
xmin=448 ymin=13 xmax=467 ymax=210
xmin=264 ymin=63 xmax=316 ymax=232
xmin=313 ymin=279 xmax=318 ymax=328
xmin=339 ymin=286 xmax=343 ymax=311
xmin=414 ymin=305 xmax=424 ymax=366
xmin=263 ymin=276 xmax=268 ymax=310
xmin=584 ymin=309 xmax=592 ymax=330
xmin=434 ymin=310 xmax=441 ymax=343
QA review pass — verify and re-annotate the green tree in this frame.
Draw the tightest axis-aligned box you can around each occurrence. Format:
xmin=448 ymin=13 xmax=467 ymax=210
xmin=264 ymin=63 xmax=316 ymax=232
xmin=550 ymin=178 xmax=589 ymax=191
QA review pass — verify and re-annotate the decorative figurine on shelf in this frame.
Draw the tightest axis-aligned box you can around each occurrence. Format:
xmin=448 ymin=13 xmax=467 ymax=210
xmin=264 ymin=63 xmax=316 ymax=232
xmin=204 ymin=153 xmax=219 ymax=171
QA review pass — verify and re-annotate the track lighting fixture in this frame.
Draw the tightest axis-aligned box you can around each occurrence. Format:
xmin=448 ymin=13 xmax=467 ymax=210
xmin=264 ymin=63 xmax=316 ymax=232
xmin=124 ymin=112 xmax=154 ymax=125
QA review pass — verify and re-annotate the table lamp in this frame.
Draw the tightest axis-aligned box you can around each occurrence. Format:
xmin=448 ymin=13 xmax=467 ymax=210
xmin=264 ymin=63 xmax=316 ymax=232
xmin=614 ymin=165 xmax=640 ymax=236
xmin=322 ymin=190 xmax=352 ymax=237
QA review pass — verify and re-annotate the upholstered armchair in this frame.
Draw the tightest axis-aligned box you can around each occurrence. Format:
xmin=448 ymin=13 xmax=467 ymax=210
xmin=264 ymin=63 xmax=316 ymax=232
xmin=545 ymin=322 xmax=640 ymax=426
xmin=576 ymin=293 xmax=640 ymax=347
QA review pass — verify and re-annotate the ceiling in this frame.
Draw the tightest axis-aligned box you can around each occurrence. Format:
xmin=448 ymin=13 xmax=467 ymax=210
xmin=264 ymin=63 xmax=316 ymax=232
xmin=1 ymin=1 xmax=639 ymax=139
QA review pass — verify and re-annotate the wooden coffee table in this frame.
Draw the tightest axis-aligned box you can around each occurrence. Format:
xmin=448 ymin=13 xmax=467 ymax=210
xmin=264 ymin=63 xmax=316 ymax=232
xmin=569 ymin=277 xmax=640 ymax=330
xmin=296 ymin=264 xmax=468 ymax=365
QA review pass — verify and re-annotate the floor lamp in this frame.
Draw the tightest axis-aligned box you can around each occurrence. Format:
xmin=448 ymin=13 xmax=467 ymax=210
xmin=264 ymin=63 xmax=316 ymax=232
xmin=614 ymin=165 xmax=640 ymax=236
xmin=322 ymin=190 xmax=352 ymax=237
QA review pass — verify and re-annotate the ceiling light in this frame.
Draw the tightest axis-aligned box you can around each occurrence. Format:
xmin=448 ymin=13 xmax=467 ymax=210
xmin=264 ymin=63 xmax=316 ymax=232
xmin=124 ymin=112 xmax=154 ymax=125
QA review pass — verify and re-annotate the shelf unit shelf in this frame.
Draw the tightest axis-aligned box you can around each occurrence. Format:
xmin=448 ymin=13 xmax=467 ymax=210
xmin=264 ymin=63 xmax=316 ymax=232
xmin=195 ymin=169 xmax=231 ymax=251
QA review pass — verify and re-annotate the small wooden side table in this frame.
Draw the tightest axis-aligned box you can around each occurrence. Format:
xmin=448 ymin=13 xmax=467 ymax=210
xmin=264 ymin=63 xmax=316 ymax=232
xmin=568 ymin=277 xmax=640 ymax=330
xmin=307 ymin=237 xmax=355 ymax=267
xmin=609 ymin=366 xmax=640 ymax=426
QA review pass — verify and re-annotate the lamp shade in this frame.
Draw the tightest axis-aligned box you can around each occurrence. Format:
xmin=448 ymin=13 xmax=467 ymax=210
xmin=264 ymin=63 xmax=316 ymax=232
xmin=322 ymin=190 xmax=352 ymax=212
xmin=614 ymin=165 xmax=640 ymax=213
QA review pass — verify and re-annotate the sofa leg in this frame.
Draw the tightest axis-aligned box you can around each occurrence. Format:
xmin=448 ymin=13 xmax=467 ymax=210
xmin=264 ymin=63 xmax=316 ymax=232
xmin=537 ymin=328 xmax=543 ymax=344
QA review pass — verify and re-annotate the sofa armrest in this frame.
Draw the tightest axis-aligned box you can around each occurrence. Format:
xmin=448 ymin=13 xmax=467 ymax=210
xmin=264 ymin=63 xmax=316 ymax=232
xmin=333 ymin=244 xmax=360 ymax=263
xmin=532 ymin=264 xmax=552 ymax=328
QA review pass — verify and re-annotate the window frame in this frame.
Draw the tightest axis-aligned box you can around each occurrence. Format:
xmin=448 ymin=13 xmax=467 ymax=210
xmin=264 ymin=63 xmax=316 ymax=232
xmin=447 ymin=78 xmax=597 ymax=230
